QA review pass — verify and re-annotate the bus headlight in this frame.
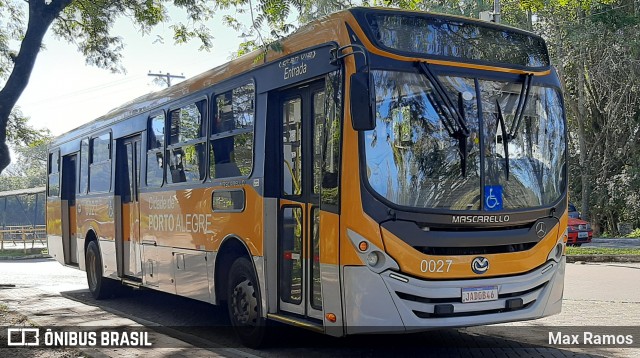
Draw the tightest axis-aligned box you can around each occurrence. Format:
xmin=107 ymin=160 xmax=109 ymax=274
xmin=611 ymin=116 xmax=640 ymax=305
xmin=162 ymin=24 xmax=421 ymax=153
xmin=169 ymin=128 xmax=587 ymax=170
xmin=347 ymin=229 xmax=399 ymax=273
xmin=366 ymin=252 xmax=380 ymax=266
xmin=547 ymin=228 xmax=567 ymax=262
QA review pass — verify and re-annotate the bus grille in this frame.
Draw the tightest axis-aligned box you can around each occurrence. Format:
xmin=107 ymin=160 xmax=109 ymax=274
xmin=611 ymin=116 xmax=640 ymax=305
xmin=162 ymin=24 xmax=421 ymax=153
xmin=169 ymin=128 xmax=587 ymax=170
xmin=397 ymin=283 xmax=546 ymax=318
xmin=414 ymin=242 xmax=537 ymax=256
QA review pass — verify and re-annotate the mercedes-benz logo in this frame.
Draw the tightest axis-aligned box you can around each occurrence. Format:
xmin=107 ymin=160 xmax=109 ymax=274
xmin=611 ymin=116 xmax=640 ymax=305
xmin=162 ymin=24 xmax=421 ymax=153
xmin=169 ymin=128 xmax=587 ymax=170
xmin=535 ymin=222 xmax=547 ymax=238
xmin=471 ymin=257 xmax=489 ymax=274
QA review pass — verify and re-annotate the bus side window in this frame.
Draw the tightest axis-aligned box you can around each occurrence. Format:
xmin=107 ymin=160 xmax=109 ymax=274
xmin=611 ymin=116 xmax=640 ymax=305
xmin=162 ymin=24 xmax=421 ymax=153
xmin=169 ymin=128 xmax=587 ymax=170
xmin=89 ymin=133 xmax=112 ymax=193
xmin=147 ymin=113 xmax=165 ymax=186
xmin=167 ymin=101 xmax=207 ymax=184
xmin=48 ymin=150 xmax=60 ymax=197
xmin=210 ymin=83 xmax=254 ymax=179
xmin=79 ymin=138 xmax=89 ymax=194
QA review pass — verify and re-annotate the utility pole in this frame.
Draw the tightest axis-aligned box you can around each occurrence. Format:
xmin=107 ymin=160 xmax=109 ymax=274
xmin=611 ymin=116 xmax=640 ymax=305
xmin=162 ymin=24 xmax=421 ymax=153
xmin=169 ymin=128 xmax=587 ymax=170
xmin=147 ymin=71 xmax=185 ymax=87
xmin=493 ymin=0 xmax=501 ymax=23
xmin=479 ymin=0 xmax=501 ymax=23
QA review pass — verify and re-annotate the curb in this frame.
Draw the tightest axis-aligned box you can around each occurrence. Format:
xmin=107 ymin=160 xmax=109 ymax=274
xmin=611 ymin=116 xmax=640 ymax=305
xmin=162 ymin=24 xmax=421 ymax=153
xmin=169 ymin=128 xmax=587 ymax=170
xmin=0 ymin=254 xmax=51 ymax=261
xmin=566 ymin=255 xmax=640 ymax=263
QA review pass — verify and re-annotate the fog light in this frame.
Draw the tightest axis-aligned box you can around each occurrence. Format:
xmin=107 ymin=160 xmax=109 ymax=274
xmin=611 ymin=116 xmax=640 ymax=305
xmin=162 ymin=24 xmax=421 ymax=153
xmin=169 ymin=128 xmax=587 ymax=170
xmin=555 ymin=243 xmax=563 ymax=260
xmin=366 ymin=252 xmax=379 ymax=266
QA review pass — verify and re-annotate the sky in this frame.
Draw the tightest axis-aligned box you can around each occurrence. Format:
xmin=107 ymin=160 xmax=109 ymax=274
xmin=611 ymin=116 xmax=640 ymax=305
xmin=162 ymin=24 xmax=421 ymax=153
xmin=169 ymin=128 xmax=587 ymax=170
xmin=14 ymin=8 xmax=249 ymax=137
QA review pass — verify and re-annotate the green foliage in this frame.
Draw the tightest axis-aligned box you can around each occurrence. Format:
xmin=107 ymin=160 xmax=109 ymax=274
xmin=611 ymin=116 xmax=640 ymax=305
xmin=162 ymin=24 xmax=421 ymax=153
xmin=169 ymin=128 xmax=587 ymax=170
xmin=566 ymin=247 xmax=640 ymax=255
xmin=1 ymin=124 xmax=51 ymax=191
xmin=50 ymin=0 xmax=217 ymax=73
xmin=0 ymin=0 xmax=25 ymax=80
xmin=6 ymin=108 xmax=49 ymax=147
xmin=1 ymin=0 xmax=294 ymax=174
xmin=626 ymin=228 xmax=640 ymax=238
xmin=298 ymin=0 xmax=353 ymax=24
xmin=531 ymin=1 xmax=640 ymax=234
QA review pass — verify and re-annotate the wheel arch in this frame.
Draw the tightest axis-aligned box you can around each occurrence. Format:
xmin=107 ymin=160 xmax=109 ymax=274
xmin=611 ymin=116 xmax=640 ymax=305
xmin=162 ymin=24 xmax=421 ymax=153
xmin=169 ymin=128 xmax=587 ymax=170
xmin=214 ymin=234 xmax=255 ymax=305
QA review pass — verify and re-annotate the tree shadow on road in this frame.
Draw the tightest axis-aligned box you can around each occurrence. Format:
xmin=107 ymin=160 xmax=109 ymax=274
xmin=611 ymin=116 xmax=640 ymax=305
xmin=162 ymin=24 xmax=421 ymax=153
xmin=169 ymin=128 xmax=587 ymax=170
xmin=61 ymin=288 xmax=613 ymax=357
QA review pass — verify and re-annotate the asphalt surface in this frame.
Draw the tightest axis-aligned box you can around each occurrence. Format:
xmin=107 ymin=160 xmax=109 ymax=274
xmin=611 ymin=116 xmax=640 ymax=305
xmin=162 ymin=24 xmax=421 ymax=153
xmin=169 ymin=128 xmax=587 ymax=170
xmin=584 ymin=238 xmax=640 ymax=248
xmin=0 ymin=259 xmax=639 ymax=357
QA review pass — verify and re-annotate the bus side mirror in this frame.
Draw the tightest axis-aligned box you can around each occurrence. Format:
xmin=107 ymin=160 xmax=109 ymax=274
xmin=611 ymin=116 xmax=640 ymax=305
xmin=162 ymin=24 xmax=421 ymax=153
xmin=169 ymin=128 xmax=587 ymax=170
xmin=350 ymin=72 xmax=375 ymax=131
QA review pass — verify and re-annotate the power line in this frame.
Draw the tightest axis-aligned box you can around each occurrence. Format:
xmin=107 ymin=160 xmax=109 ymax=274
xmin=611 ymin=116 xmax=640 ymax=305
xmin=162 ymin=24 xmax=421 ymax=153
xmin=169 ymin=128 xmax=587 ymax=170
xmin=147 ymin=71 xmax=185 ymax=87
xmin=17 ymin=75 xmax=148 ymax=107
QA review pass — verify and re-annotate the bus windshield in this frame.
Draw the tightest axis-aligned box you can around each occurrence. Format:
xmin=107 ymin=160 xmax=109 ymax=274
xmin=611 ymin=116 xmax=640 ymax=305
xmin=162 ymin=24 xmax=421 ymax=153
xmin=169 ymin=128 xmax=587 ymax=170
xmin=364 ymin=70 xmax=565 ymax=211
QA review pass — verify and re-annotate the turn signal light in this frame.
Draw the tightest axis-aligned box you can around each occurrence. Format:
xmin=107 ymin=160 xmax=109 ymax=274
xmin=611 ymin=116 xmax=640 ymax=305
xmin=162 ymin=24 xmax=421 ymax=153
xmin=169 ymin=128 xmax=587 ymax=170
xmin=326 ymin=313 xmax=337 ymax=322
xmin=358 ymin=241 xmax=369 ymax=252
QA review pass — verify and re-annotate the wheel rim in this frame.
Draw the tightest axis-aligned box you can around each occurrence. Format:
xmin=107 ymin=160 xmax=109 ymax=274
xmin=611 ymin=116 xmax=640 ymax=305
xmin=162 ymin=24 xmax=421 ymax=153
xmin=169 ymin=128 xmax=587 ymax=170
xmin=231 ymin=278 xmax=258 ymax=326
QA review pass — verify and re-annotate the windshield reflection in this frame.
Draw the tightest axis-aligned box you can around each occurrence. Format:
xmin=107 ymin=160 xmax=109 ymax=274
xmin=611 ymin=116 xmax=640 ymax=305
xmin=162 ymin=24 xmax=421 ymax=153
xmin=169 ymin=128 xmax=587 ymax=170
xmin=480 ymin=80 xmax=566 ymax=209
xmin=364 ymin=70 xmax=565 ymax=211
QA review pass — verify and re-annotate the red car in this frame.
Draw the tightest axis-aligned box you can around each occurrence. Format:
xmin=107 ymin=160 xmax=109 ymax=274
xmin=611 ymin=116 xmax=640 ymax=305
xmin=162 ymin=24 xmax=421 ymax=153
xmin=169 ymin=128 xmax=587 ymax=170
xmin=567 ymin=217 xmax=593 ymax=246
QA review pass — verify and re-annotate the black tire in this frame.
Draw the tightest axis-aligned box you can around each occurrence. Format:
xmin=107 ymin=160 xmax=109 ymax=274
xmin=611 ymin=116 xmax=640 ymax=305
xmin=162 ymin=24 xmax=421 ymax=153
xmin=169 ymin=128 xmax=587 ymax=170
xmin=85 ymin=240 xmax=119 ymax=300
xmin=227 ymin=257 xmax=266 ymax=348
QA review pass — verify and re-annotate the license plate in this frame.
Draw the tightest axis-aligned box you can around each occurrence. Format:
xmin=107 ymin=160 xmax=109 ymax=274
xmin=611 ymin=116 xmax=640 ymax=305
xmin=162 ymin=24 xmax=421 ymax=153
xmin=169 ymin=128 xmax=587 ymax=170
xmin=462 ymin=286 xmax=498 ymax=303
xmin=578 ymin=232 xmax=589 ymax=238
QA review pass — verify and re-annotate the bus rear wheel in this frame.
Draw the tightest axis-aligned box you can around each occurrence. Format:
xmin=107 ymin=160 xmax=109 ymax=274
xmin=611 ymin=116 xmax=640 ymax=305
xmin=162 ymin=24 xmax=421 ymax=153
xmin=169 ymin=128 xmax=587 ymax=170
xmin=227 ymin=257 xmax=266 ymax=348
xmin=86 ymin=240 xmax=118 ymax=300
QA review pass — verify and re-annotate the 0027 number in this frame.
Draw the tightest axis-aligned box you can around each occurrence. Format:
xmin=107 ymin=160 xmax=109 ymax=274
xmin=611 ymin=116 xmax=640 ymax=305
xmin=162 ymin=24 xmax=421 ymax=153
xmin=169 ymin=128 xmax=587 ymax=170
xmin=420 ymin=259 xmax=453 ymax=273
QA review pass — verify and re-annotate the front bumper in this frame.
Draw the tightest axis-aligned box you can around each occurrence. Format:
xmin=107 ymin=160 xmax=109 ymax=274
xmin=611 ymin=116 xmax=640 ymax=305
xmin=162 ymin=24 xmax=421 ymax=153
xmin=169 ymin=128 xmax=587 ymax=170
xmin=343 ymin=257 xmax=565 ymax=334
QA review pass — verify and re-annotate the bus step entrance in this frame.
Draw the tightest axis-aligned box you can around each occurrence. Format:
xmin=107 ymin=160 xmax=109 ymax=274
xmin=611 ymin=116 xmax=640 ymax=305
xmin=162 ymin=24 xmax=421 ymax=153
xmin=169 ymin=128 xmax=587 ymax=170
xmin=120 ymin=277 xmax=143 ymax=288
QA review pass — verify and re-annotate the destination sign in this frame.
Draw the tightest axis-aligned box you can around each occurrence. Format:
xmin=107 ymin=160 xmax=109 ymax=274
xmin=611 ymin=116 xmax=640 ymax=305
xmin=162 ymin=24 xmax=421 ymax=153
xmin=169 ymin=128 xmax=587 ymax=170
xmin=257 ymin=44 xmax=339 ymax=93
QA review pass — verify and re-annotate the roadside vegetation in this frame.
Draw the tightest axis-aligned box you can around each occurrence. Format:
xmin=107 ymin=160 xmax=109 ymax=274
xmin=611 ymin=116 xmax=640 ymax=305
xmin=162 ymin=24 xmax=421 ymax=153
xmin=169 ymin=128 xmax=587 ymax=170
xmin=566 ymin=247 xmax=640 ymax=256
xmin=625 ymin=228 xmax=640 ymax=238
xmin=0 ymin=247 xmax=47 ymax=258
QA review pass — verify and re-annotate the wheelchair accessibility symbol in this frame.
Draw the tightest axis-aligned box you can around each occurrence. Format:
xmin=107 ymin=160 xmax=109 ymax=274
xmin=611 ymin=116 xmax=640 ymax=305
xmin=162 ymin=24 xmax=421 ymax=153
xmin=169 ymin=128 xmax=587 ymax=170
xmin=484 ymin=185 xmax=503 ymax=211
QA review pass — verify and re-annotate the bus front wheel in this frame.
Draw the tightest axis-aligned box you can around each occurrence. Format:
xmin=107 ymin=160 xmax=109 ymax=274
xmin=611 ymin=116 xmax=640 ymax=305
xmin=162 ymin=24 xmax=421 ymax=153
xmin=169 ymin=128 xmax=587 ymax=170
xmin=227 ymin=257 xmax=266 ymax=348
xmin=85 ymin=240 xmax=118 ymax=300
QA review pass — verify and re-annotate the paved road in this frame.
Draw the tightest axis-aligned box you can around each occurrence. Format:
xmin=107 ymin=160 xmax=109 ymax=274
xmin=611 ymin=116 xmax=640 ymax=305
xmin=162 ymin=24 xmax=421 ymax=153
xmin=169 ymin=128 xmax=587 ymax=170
xmin=0 ymin=258 xmax=638 ymax=357
xmin=585 ymin=238 xmax=640 ymax=248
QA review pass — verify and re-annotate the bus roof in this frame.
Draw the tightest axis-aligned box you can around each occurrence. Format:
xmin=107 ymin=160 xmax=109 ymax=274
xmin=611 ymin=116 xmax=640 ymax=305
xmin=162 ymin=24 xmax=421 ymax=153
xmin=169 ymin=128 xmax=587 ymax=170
xmin=52 ymin=9 xmax=355 ymax=146
xmin=52 ymin=7 xmax=547 ymax=146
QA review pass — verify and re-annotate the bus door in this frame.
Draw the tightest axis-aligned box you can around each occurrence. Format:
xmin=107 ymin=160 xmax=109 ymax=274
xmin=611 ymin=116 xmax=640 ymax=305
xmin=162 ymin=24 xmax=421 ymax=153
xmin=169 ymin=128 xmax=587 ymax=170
xmin=117 ymin=135 xmax=143 ymax=281
xmin=278 ymin=81 xmax=325 ymax=320
xmin=61 ymin=154 xmax=77 ymax=264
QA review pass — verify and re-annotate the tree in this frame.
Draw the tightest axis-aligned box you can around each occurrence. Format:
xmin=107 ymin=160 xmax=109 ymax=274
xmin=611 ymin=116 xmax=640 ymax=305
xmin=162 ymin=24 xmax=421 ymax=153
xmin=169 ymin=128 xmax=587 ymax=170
xmin=0 ymin=136 xmax=52 ymax=192
xmin=535 ymin=2 xmax=640 ymax=233
xmin=0 ymin=0 xmax=304 ymax=174
xmin=0 ymin=107 xmax=51 ymax=191
xmin=6 ymin=108 xmax=46 ymax=146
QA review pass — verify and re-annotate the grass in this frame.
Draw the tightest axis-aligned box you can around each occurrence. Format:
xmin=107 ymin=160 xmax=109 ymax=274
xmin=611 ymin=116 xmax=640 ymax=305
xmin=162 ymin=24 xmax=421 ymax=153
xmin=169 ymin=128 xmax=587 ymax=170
xmin=626 ymin=228 xmax=640 ymax=238
xmin=566 ymin=247 xmax=640 ymax=256
xmin=0 ymin=248 xmax=46 ymax=257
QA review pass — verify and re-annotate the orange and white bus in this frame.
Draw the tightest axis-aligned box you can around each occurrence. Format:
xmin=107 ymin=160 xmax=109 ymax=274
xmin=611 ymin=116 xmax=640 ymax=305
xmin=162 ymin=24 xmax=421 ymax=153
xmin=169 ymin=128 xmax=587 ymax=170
xmin=47 ymin=7 xmax=568 ymax=347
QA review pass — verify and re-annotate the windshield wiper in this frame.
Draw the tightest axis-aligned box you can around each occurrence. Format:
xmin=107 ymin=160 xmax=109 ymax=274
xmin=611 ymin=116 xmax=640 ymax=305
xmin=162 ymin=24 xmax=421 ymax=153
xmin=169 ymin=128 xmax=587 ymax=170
xmin=509 ymin=74 xmax=533 ymax=139
xmin=494 ymin=74 xmax=534 ymax=180
xmin=418 ymin=62 xmax=470 ymax=176
xmin=495 ymin=100 xmax=510 ymax=180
